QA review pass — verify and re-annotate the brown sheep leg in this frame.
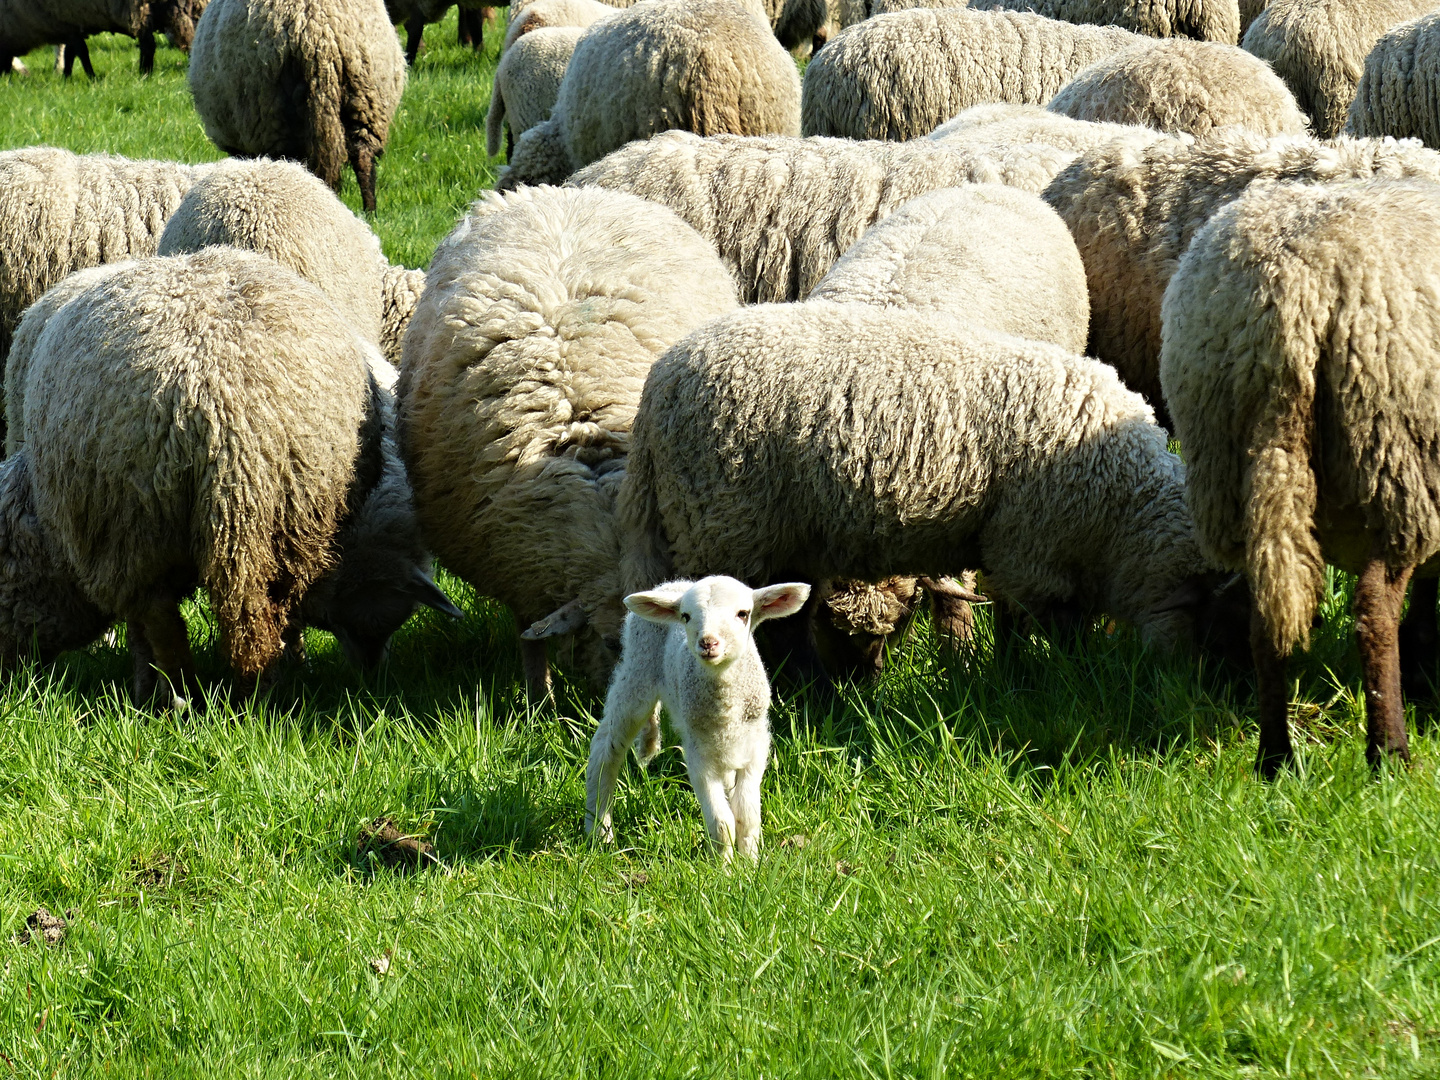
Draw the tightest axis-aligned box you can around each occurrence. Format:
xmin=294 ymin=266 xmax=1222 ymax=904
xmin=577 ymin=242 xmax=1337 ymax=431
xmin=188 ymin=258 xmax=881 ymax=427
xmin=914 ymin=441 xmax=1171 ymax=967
xmin=1399 ymin=576 xmax=1438 ymax=701
xmin=520 ymin=638 xmax=552 ymax=701
xmin=352 ymin=143 xmax=378 ymax=213
xmin=1354 ymin=557 xmax=1413 ymax=769
xmin=1251 ymin=606 xmax=1293 ymax=779
xmin=128 ymin=598 xmax=196 ymax=710
xmin=138 ymin=29 xmax=156 ymax=75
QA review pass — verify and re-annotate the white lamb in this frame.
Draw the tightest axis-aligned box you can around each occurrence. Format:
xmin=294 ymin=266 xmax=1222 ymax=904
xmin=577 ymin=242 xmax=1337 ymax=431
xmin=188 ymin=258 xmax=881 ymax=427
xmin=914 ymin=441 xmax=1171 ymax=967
xmin=585 ymin=575 xmax=809 ymax=861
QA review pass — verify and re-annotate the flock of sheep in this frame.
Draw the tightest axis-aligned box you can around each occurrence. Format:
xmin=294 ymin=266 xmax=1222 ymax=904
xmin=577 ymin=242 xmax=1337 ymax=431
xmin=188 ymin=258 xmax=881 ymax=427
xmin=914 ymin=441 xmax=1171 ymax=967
xmin=4 ymin=0 xmax=1440 ymax=855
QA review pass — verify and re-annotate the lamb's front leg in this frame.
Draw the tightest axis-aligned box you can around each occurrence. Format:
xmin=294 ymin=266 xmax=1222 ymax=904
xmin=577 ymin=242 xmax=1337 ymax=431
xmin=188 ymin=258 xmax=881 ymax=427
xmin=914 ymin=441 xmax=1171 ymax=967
xmin=585 ymin=697 xmax=660 ymax=843
xmin=731 ymin=729 xmax=770 ymax=861
xmin=686 ymin=751 xmax=738 ymax=862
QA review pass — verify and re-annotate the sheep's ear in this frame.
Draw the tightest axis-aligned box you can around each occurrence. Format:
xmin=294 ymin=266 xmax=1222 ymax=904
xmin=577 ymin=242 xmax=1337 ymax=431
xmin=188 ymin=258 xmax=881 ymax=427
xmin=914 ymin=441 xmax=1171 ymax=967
xmin=410 ymin=567 xmax=465 ymax=619
xmin=625 ymin=590 xmax=684 ymax=624
xmin=752 ymin=582 xmax=811 ymax=625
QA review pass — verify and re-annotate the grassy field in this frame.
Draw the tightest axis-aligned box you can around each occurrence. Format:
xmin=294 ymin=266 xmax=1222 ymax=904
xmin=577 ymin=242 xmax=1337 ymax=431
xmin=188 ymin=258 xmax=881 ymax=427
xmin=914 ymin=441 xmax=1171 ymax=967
xmin=3 ymin=22 xmax=1440 ymax=1078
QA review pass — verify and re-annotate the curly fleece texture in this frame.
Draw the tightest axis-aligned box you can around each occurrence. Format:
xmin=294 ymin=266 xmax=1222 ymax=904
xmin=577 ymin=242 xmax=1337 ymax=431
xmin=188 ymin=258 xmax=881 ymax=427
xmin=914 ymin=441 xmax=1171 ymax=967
xmin=1160 ymin=180 xmax=1440 ymax=655
xmin=862 ymin=0 xmax=1241 ymax=43
xmin=1347 ymin=12 xmax=1440 ymax=148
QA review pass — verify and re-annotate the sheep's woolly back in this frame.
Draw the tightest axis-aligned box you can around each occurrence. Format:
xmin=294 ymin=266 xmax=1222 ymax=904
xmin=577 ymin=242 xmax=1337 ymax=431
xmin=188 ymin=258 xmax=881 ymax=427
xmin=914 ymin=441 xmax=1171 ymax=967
xmin=801 ymin=8 xmax=1145 ymax=141
xmin=501 ymin=0 xmax=616 ymax=51
xmin=862 ymin=0 xmax=1240 ymax=43
xmin=1047 ymin=38 xmax=1308 ymax=137
xmin=19 ymin=249 xmax=375 ymax=676
xmin=188 ymin=0 xmax=406 ymax=190
xmin=808 ymin=185 xmax=1090 ymax=354
xmin=1160 ymin=180 xmax=1440 ymax=654
xmin=619 ymin=302 xmax=1207 ymax=646
xmin=0 ymin=147 xmax=203 ymax=362
xmin=486 ymin=26 xmax=584 ymax=157
xmin=568 ymin=130 xmax=1080 ymax=303
xmin=1347 ymin=13 xmax=1440 ymax=147
xmin=500 ymin=0 xmax=801 ymax=187
xmin=1241 ymin=0 xmax=1436 ymax=138
xmin=928 ymin=102 xmax=1172 ymax=154
xmin=1042 ymin=128 xmax=1440 ymax=413
xmin=395 ymin=186 xmax=738 ymax=684
xmin=380 ymin=263 xmax=426 ymax=366
xmin=157 ymin=158 xmax=386 ymax=347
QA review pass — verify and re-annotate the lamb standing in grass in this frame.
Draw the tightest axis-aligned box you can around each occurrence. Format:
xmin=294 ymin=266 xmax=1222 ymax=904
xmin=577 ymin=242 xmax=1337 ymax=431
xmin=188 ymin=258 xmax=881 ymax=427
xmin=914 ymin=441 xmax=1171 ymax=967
xmin=586 ymin=576 xmax=809 ymax=861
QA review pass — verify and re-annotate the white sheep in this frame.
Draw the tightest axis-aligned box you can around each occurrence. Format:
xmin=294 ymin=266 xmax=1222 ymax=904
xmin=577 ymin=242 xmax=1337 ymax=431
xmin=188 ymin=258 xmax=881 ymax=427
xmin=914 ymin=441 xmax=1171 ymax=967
xmin=485 ymin=25 xmax=584 ymax=158
xmin=585 ymin=575 xmax=809 ymax=861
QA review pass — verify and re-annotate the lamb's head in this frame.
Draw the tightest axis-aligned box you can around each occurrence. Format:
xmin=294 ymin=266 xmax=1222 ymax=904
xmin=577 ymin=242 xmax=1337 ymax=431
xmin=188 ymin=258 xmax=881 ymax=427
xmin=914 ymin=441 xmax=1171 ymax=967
xmin=625 ymin=576 xmax=811 ymax=669
xmin=0 ymin=454 xmax=108 ymax=669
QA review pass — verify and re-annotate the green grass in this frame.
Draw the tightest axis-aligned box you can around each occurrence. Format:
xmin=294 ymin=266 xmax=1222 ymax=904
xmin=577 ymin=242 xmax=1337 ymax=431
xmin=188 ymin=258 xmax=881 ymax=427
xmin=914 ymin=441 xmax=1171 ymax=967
xmin=3 ymin=24 xmax=1440 ymax=1078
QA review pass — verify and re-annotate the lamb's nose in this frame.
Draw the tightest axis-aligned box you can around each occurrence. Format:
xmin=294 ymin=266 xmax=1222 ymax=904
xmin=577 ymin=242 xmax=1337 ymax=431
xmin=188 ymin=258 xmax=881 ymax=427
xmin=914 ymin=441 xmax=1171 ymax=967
xmin=698 ymin=635 xmax=721 ymax=654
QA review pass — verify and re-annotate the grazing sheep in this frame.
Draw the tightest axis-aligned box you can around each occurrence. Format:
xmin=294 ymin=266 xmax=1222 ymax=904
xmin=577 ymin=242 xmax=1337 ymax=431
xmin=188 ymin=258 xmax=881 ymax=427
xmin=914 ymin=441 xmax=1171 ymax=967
xmin=396 ymin=186 xmax=740 ymax=698
xmin=486 ymin=26 xmax=584 ymax=158
xmin=156 ymin=158 xmax=387 ymax=349
xmin=380 ymin=263 xmax=426 ymax=366
xmin=1241 ymin=0 xmax=1437 ymax=138
xmin=501 ymin=0 xmax=614 ymax=50
xmin=618 ymin=303 xmax=1241 ymax=665
xmin=928 ymin=102 xmax=1173 ymax=155
xmin=866 ymin=0 xmax=1240 ymax=43
xmin=498 ymin=0 xmax=801 ymax=189
xmin=586 ymin=576 xmax=809 ymax=860
xmin=1047 ymin=39 xmax=1308 ymax=137
xmin=188 ymin=0 xmax=406 ymax=212
xmin=568 ymin=131 xmax=1083 ymax=304
xmin=1347 ymin=13 xmax=1440 ymax=148
xmin=1159 ymin=180 xmax=1440 ymax=775
xmin=0 ymin=0 xmax=206 ymax=77
xmin=0 ymin=248 xmax=456 ymax=701
xmin=0 ymin=147 xmax=207 ymax=372
xmin=1041 ymin=128 xmax=1440 ymax=418
xmin=801 ymin=8 xmax=1145 ymax=142
xmin=384 ymin=0 xmax=450 ymax=64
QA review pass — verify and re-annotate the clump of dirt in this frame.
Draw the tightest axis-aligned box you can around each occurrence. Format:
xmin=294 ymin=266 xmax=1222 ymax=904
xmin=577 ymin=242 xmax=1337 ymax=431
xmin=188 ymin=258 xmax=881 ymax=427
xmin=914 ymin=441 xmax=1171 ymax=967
xmin=357 ymin=818 xmax=437 ymax=872
xmin=130 ymin=851 xmax=186 ymax=890
xmin=17 ymin=907 xmax=69 ymax=947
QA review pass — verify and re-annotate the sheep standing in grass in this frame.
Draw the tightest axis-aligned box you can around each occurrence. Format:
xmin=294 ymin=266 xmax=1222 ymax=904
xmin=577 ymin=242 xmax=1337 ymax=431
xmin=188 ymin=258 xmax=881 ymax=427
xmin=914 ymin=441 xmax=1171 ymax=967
xmin=586 ymin=576 xmax=809 ymax=860
xmin=1041 ymin=129 xmax=1440 ymax=418
xmin=800 ymin=9 xmax=1144 ymax=141
xmin=1160 ymin=180 xmax=1440 ymax=775
xmin=188 ymin=0 xmax=406 ymax=212
xmin=384 ymin=0 xmax=450 ymax=64
xmin=396 ymin=186 xmax=739 ymax=697
xmin=568 ymin=131 xmax=1088 ymax=304
xmin=0 ymin=0 xmax=206 ymax=77
xmin=1347 ymin=13 xmax=1440 ymax=148
xmin=1046 ymin=39 xmax=1308 ymax=137
xmin=498 ymin=0 xmax=801 ymax=188
xmin=486 ymin=26 xmax=584 ymax=158
xmin=1241 ymin=0 xmax=1437 ymax=138
xmin=0 ymin=248 xmax=456 ymax=702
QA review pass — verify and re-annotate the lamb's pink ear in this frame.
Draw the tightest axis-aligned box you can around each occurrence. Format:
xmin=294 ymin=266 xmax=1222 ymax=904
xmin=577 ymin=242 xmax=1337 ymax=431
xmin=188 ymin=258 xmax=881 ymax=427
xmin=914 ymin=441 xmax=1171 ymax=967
xmin=625 ymin=590 xmax=684 ymax=624
xmin=752 ymin=582 xmax=811 ymax=625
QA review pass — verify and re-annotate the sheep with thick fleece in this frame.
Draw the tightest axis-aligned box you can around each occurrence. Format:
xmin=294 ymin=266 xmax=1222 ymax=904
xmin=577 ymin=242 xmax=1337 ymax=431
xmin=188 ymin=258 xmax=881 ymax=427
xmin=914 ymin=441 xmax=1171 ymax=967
xmin=801 ymin=8 xmax=1144 ymax=141
xmin=0 ymin=148 xmax=206 ymax=370
xmin=380 ymin=264 xmax=426 ymax=366
xmin=188 ymin=0 xmax=406 ymax=212
xmin=486 ymin=26 xmax=584 ymax=158
xmin=586 ymin=576 xmax=809 ymax=860
xmin=502 ymin=0 xmax=613 ymax=50
xmin=1347 ymin=13 xmax=1440 ymax=148
xmin=1047 ymin=38 xmax=1308 ymax=137
xmin=1041 ymin=128 xmax=1440 ymax=418
xmin=498 ymin=0 xmax=800 ymax=189
xmin=0 ymin=0 xmax=206 ymax=77
xmin=0 ymin=248 xmax=456 ymax=699
xmin=1241 ymin=0 xmax=1437 ymax=138
xmin=568 ymin=131 xmax=1085 ymax=304
xmin=866 ymin=0 xmax=1240 ymax=42
xmin=619 ymin=304 xmax=1240 ymax=664
xmin=1160 ymin=180 xmax=1440 ymax=775
xmin=928 ymin=102 xmax=1173 ymax=155
xmin=396 ymin=186 xmax=739 ymax=697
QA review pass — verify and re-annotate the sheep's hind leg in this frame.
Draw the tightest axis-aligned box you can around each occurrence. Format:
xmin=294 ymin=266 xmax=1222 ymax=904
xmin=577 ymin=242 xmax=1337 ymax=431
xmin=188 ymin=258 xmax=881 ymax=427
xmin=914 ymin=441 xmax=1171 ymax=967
xmin=129 ymin=597 xmax=196 ymax=711
xmin=520 ymin=638 xmax=551 ymax=702
xmin=67 ymin=36 xmax=93 ymax=78
xmin=1355 ymin=557 xmax=1413 ymax=769
xmin=1251 ymin=606 xmax=1293 ymax=779
xmin=351 ymin=142 xmax=378 ymax=213
xmin=1400 ymin=576 xmax=1437 ymax=703
xmin=138 ymin=29 xmax=155 ymax=75
xmin=405 ymin=16 xmax=423 ymax=65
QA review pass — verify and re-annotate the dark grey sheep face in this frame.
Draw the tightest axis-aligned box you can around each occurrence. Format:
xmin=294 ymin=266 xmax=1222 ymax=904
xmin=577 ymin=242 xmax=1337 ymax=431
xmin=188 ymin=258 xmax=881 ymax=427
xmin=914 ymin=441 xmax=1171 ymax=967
xmin=1156 ymin=571 xmax=1254 ymax=672
xmin=302 ymin=563 xmax=462 ymax=671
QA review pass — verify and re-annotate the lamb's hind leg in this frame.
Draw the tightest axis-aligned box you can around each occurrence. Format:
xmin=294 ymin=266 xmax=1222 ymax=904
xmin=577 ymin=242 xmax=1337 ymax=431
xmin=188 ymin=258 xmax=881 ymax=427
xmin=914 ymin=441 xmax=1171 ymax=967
xmin=351 ymin=142 xmax=378 ymax=213
xmin=1355 ymin=556 xmax=1413 ymax=769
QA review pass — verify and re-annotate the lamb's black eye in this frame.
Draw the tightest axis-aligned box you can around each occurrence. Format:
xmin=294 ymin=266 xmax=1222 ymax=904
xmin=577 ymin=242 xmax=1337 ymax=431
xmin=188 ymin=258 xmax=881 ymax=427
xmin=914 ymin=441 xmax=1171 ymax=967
xmin=738 ymin=611 xmax=749 ymax=621
xmin=681 ymin=612 xmax=690 ymax=623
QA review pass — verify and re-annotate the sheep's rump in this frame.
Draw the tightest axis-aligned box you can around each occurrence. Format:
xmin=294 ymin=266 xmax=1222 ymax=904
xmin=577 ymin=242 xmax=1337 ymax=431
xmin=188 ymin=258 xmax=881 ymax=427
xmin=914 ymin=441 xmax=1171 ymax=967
xmin=1347 ymin=12 xmax=1440 ymax=147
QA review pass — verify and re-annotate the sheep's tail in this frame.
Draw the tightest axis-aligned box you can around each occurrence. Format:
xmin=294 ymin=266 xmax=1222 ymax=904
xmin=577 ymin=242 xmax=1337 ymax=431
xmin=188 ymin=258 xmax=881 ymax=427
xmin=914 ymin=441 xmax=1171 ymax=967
xmin=615 ymin=439 xmax=673 ymax=595
xmin=287 ymin=42 xmax=347 ymax=192
xmin=486 ymin=82 xmax=507 ymax=158
xmin=1244 ymin=370 xmax=1325 ymax=659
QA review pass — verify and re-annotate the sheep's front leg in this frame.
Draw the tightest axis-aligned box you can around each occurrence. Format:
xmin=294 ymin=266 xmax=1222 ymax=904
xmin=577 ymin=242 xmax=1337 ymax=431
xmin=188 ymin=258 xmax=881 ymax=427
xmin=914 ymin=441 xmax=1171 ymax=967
xmin=129 ymin=597 xmax=195 ymax=711
xmin=520 ymin=638 xmax=551 ymax=702
xmin=1355 ymin=557 xmax=1413 ymax=769
xmin=1251 ymin=606 xmax=1292 ymax=779
xmin=686 ymin=753 xmax=737 ymax=862
xmin=731 ymin=762 xmax=766 ymax=862
xmin=586 ymin=698 xmax=659 ymax=843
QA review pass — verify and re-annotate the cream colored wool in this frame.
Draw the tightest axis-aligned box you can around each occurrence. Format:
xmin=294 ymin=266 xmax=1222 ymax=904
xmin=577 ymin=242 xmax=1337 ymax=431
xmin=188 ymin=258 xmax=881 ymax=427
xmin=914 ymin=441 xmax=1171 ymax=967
xmin=0 ymin=0 xmax=205 ymax=74
xmin=808 ymin=185 xmax=1090 ymax=354
xmin=1241 ymin=0 xmax=1438 ymax=138
xmin=1160 ymin=180 xmax=1440 ymax=656
xmin=486 ymin=26 xmax=583 ymax=157
xmin=396 ymin=186 xmax=739 ymax=688
xmin=0 ymin=147 xmax=205 ymax=366
xmin=1047 ymin=38 xmax=1308 ymax=137
xmin=157 ymin=158 xmax=387 ymax=348
xmin=502 ymin=0 xmax=613 ymax=50
xmin=1347 ymin=13 xmax=1440 ymax=148
xmin=928 ymin=102 xmax=1172 ymax=155
xmin=511 ymin=0 xmax=821 ymax=48
xmin=380 ymin=264 xmax=426 ymax=366
xmin=188 ymin=0 xmax=406 ymax=212
xmin=498 ymin=0 xmax=801 ymax=188
xmin=619 ymin=303 xmax=1219 ymax=649
xmin=1041 ymin=128 xmax=1440 ymax=416
xmin=863 ymin=0 xmax=1240 ymax=42
xmin=568 ymin=130 xmax=1084 ymax=304
xmin=801 ymin=8 xmax=1144 ymax=141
